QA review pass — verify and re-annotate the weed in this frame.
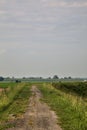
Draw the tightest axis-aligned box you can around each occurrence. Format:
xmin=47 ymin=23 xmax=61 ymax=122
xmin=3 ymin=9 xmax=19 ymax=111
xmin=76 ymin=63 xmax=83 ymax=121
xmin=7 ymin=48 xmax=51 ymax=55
xmin=0 ymin=82 xmax=32 ymax=130
xmin=38 ymin=83 xmax=87 ymax=130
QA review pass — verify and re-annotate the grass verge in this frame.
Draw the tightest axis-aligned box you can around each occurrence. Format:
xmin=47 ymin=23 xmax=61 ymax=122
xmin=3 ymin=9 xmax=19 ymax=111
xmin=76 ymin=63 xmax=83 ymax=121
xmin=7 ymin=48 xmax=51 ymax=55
xmin=38 ymin=83 xmax=87 ymax=130
xmin=0 ymin=82 xmax=31 ymax=130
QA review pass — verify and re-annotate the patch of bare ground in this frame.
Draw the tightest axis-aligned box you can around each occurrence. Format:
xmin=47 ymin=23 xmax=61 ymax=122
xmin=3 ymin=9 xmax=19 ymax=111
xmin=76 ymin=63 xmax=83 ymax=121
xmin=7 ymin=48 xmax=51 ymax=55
xmin=7 ymin=86 xmax=62 ymax=130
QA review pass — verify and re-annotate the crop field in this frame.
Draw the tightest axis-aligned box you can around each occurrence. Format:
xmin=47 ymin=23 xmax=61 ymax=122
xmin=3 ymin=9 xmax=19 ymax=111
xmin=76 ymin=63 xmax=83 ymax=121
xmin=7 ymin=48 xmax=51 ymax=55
xmin=0 ymin=82 xmax=87 ymax=130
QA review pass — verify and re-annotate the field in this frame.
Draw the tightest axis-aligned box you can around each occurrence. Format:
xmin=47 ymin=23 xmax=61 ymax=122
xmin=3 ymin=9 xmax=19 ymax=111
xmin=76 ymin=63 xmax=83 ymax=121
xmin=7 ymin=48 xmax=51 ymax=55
xmin=0 ymin=82 xmax=87 ymax=130
xmin=0 ymin=82 xmax=31 ymax=129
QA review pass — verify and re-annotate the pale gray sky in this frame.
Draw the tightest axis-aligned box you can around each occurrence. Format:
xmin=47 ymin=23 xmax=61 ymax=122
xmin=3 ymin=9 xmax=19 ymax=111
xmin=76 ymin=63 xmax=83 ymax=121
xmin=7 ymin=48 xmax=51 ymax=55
xmin=0 ymin=0 xmax=87 ymax=78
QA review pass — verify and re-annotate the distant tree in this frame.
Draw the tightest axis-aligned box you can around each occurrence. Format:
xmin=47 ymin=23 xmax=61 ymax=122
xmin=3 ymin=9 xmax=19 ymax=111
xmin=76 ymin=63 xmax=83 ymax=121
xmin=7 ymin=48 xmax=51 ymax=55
xmin=0 ymin=76 xmax=4 ymax=81
xmin=64 ymin=77 xmax=68 ymax=79
xmin=40 ymin=77 xmax=43 ymax=79
xmin=68 ymin=76 xmax=72 ymax=79
xmin=64 ymin=76 xmax=72 ymax=79
xmin=48 ymin=77 xmax=51 ymax=79
xmin=53 ymin=75 xmax=59 ymax=79
xmin=23 ymin=77 xmax=26 ymax=79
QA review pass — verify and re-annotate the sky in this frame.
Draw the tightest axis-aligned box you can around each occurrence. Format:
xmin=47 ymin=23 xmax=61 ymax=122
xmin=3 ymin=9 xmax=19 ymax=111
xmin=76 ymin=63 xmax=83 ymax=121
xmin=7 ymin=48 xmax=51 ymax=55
xmin=0 ymin=0 xmax=87 ymax=78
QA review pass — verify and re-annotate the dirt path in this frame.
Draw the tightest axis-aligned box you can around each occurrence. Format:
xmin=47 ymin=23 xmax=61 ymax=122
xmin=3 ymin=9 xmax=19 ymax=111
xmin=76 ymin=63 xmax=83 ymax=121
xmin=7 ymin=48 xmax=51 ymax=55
xmin=7 ymin=86 xmax=62 ymax=130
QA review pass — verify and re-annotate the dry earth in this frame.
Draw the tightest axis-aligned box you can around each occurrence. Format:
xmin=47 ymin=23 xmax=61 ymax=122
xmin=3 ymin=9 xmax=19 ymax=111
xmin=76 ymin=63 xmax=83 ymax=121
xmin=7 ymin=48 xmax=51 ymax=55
xmin=7 ymin=86 xmax=62 ymax=130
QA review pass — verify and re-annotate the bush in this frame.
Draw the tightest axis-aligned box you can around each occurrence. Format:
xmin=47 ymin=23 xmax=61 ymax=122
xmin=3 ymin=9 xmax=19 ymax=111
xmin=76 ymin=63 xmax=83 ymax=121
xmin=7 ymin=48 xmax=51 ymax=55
xmin=0 ymin=77 xmax=4 ymax=81
xmin=52 ymin=82 xmax=87 ymax=97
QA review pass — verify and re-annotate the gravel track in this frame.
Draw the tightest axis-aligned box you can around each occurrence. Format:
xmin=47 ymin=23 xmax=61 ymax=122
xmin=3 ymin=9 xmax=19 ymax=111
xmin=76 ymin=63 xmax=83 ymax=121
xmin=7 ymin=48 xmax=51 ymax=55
xmin=7 ymin=86 xmax=62 ymax=130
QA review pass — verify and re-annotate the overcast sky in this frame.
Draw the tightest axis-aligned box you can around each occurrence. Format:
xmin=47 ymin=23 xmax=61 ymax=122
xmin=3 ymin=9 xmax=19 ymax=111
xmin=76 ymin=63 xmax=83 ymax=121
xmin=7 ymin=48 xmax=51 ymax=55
xmin=0 ymin=0 xmax=87 ymax=78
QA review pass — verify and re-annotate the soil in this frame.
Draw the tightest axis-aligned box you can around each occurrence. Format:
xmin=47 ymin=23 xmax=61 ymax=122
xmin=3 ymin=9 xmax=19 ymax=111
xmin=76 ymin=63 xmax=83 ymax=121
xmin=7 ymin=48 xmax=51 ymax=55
xmin=7 ymin=86 xmax=62 ymax=130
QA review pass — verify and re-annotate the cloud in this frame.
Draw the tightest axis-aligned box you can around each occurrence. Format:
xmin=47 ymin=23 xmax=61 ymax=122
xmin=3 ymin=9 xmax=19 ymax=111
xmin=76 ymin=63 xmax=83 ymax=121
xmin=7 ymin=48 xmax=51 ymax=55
xmin=0 ymin=1 xmax=6 ymax=5
xmin=47 ymin=1 xmax=87 ymax=8
xmin=0 ymin=49 xmax=6 ymax=56
xmin=0 ymin=10 xmax=7 ymax=17
xmin=0 ymin=11 xmax=5 ymax=15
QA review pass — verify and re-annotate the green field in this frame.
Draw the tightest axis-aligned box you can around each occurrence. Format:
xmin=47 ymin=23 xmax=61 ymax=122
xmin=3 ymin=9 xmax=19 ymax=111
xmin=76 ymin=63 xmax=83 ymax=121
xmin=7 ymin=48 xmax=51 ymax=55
xmin=0 ymin=82 xmax=87 ymax=130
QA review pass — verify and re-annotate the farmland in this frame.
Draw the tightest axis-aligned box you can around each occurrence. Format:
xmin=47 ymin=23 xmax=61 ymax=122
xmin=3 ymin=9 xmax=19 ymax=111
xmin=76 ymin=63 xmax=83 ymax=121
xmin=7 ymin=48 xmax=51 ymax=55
xmin=0 ymin=81 xmax=87 ymax=130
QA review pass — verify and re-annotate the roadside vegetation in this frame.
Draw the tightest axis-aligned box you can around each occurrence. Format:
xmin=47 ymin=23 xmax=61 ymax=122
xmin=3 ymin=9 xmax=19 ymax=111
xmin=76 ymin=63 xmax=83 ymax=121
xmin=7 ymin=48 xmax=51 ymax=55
xmin=0 ymin=82 xmax=31 ymax=130
xmin=52 ymin=82 xmax=87 ymax=98
xmin=0 ymin=82 xmax=87 ymax=130
xmin=38 ymin=82 xmax=87 ymax=130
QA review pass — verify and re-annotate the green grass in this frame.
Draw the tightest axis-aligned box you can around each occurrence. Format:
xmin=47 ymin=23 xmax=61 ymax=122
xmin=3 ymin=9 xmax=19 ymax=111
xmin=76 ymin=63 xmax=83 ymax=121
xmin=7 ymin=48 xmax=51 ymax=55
xmin=0 ymin=82 xmax=32 ymax=130
xmin=0 ymin=82 xmax=87 ymax=130
xmin=0 ymin=82 xmax=16 ymax=88
xmin=0 ymin=83 xmax=23 ymax=112
xmin=52 ymin=82 xmax=87 ymax=97
xmin=38 ymin=83 xmax=87 ymax=130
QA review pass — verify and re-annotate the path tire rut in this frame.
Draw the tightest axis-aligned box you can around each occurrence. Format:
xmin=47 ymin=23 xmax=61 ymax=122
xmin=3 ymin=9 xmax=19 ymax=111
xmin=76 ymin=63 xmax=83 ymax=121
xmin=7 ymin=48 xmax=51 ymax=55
xmin=7 ymin=86 xmax=62 ymax=130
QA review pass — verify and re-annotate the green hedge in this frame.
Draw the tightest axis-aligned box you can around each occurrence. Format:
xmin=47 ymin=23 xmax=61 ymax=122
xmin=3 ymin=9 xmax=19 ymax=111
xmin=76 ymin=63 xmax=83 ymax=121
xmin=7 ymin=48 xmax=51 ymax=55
xmin=52 ymin=82 xmax=87 ymax=97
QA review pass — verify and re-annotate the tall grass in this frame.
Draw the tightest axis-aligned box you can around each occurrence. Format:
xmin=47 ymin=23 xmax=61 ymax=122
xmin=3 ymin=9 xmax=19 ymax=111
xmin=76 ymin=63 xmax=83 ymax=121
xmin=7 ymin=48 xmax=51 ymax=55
xmin=52 ymin=82 xmax=87 ymax=97
xmin=0 ymin=83 xmax=24 ymax=113
xmin=38 ymin=83 xmax=87 ymax=130
xmin=0 ymin=82 xmax=32 ymax=130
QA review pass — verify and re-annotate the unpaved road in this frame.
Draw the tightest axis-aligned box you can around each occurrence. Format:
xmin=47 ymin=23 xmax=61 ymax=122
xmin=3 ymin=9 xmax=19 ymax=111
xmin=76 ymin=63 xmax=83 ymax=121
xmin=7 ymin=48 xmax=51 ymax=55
xmin=7 ymin=86 xmax=62 ymax=130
